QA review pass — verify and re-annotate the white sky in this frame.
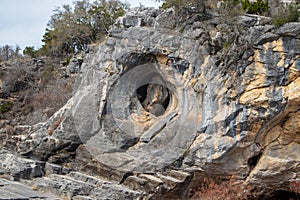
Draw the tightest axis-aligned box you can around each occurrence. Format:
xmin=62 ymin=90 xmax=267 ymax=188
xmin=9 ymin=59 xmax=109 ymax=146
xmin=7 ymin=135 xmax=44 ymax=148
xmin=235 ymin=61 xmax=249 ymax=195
xmin=0 ymin=0 xmax=162 ymax=50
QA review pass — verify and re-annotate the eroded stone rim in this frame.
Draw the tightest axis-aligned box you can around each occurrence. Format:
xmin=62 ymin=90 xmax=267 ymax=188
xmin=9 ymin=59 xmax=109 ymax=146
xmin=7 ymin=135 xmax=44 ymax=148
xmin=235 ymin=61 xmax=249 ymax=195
xmin=75 ymin=60 xmax=201 ymax=173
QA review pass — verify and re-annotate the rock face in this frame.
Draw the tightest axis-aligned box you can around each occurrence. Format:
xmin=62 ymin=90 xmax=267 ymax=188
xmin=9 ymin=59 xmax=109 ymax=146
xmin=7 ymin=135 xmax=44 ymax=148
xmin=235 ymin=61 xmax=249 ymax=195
xmin=1 ymin=7 xmax=300 ymax=199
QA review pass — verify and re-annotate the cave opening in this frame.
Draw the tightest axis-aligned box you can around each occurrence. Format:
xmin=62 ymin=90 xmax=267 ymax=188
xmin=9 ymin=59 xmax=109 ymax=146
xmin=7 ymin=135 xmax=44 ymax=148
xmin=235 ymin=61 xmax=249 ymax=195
xmin=136 ymin=84 xmax=148 ymax=104
xmin=136 ymin=84 xmax=170 ymax=117
xmin=248 ymin=152 xmax=262 ymax=170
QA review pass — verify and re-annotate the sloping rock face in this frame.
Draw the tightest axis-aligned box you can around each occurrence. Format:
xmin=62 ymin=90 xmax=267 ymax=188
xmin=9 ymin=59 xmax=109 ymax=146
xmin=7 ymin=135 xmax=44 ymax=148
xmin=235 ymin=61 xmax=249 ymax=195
xmin=1 ymin=8 xmax=300 ymax=199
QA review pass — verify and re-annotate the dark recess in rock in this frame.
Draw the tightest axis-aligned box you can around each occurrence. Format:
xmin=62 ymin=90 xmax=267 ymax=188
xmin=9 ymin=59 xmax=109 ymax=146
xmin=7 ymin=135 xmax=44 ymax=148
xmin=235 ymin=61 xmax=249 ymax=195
xmin=136 ymin=83 xmax=170 ymax=116
xmin=248 ymin=152 xmax=262 ymax=171
xmin=263 ymin=190 xmax=300 ymax=200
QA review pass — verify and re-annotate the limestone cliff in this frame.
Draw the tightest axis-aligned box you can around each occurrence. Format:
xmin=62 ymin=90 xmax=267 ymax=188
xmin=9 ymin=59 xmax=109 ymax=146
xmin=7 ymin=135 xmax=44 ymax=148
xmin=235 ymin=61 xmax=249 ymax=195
xmin=0 ymin=7 xmax=299 ymax=199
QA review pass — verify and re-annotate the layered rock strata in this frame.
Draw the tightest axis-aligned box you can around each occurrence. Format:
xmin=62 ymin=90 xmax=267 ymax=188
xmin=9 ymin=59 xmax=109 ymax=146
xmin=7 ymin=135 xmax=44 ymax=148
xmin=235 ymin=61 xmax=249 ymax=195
xmin=1 ymin=8 xmax=299 ymax=199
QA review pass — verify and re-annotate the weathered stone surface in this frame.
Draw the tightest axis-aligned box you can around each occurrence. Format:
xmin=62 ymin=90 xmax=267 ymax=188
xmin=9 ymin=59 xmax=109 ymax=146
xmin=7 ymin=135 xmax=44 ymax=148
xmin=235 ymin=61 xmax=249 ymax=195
xmin=45 ymin=162 xmax=72 ymax=175
xmin=238 ymin=14 xmax=272 ymax=27
xmin=245 ymin=25 xmax=275 ymax=46
xmin=29 ymin=172 xmax=144 ymax=200
xmin=114 ymin=7 xmax=161 ymax=28
xmin=1 ymin=7 xmax=300 ymax=199
xmin=66 ymin=55 xmax=83 ymax=75
xmin=0 ymin=178 xmax=54 ymax=200
xmin=277 ymin=22 xmax=300 ymax=38
xmin=0 ymin=150 xmax=45 ymax=181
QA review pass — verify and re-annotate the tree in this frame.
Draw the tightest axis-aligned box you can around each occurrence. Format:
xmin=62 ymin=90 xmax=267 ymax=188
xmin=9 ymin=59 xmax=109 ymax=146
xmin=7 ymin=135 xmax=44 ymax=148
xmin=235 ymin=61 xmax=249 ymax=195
xmin=0 ymin=45 xmax=12 ymax=61
xmin=15 ymin=45 xmax=21 ymax=55
xmin=0 ymin=45 xmax=22 ymax=62
xmin=23 ymin=46 xmax=36 ymax=58
xmin=40 ymin=0 xmax=128 ymax=57
xmin=89 ymin=0 xmax=128 ymax=39
xmin=45 ymin=2 xmax=92 ymax=56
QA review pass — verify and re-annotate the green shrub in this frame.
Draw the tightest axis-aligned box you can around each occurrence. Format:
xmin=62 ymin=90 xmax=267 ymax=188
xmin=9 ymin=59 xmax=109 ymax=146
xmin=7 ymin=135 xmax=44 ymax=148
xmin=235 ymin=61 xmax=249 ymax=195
xmin=23 ymin=46 xmax=37 ymax=58
xmin=272 ymin=17 xmax=288 ymax=27
xmin=286 ymin=4 xmax=300 ymax=21
xmin=241 ymin=0 xmax=268 ymax=15
xmin=39 ymin=0 xmax=128 ymax=57
xmin=0 ymin=101 xmax=12 ymax=114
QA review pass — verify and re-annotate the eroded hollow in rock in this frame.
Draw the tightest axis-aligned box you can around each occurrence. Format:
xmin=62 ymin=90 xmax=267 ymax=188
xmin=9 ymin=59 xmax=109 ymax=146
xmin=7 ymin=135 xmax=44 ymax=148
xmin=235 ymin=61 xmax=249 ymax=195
xmin=247 ymin=152 xmax=262 ymax=170
xmin=136 ymin=83 xmax=170 ymax=117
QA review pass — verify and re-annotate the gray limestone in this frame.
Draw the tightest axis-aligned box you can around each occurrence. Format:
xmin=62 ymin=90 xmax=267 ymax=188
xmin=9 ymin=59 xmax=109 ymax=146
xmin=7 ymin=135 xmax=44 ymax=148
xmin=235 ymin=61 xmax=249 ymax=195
xmin=1 ymin=7 xmax=300 ymax=200
xmin=0 ymin=178 xmax=53 ymax=200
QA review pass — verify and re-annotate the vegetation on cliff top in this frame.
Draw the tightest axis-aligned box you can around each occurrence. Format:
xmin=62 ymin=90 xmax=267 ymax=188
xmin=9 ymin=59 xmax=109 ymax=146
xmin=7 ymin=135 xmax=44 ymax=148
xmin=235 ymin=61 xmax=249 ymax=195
xmin=158 ymin=0 xmax=299 ymax=24
xmin=1 ymin=0 xmax=128 ymax=61
xmin=0 ymin=0 xmax=298 ymax=62
xmin=36 ymin=0 xmax=129 ymax=57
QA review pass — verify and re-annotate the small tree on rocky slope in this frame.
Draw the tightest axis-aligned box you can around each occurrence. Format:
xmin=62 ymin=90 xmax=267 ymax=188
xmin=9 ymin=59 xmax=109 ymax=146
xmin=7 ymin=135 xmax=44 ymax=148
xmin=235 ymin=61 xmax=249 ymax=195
xmin=40 ymin=0 xmax=128 ymax=57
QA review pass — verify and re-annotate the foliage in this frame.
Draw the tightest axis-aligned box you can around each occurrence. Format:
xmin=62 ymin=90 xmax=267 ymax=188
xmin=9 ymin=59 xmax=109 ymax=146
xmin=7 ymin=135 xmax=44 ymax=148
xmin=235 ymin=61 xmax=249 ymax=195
xmin=0 ymin=45 xmax=21 ymax=62
xmin=1 ymin=56 xmax=75 ymax=125
xmin=222 ymin=0 xmax=241 ymax=9
xmin=192 ymin=176 xmax=251 ymax=200
xmin=88 ymin=0 xmax=127 ymax=35
xmin=212 ymin=0 xmax=244 ymax=20
xmin=158 ymin=0 xmax=245 ymax=23
xmin=23 ymin=46 xmax=37 ymax=58
xmin=241 ymin=0 xmax=268 ymax=15
xmin=158 ymin=0 xmax=266 ymax=18
xmin=1 ymin=63 xmax=35 ymax=95
xmin=0 ymin=101 xmax=12 ymax=114
xmin=272 ymin=3 xmax=299 ymax=27
xmin=40 ymin=0 xmax=128 ymax=57
xmin=160 ymin=0 xmax=205 ymax=13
